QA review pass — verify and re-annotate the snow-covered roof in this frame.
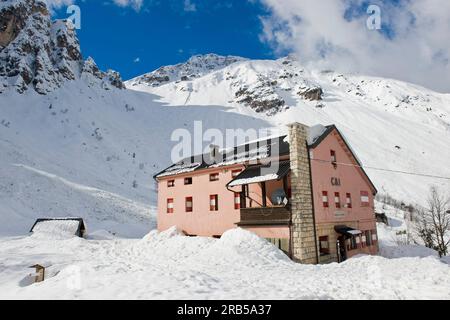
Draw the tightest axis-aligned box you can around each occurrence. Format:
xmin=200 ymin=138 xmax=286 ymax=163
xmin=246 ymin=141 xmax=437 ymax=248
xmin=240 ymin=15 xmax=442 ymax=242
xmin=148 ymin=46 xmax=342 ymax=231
xmin=228 ymin=161 xmax=291 ymax=187
xmin=155 ymin=125 xmax=333 ymax=179
xmin=154 ymin=123 xmax=377 ymax=195
xmin=154 ymin=135 xmax=290 ymax=179
xmin=30 ymin=218 xmax=86 ymax=239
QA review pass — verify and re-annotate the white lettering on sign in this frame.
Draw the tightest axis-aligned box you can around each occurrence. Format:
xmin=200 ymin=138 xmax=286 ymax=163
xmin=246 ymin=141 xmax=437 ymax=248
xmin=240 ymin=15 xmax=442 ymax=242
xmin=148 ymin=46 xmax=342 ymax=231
xmin=335 ymin=211 xmax=346 ymax=218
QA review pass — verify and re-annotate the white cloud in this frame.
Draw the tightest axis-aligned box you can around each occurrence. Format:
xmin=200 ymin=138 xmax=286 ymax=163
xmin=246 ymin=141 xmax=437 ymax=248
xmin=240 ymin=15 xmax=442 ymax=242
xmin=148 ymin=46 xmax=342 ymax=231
xmin=42 ymin=0 xmax=144 ymax=11
xmin=183 ymin=0 xmax=197 ymax=12
xmin=112 ymin=0 xmax=144 ymax=11
xmin=133 ymin=57 xmax=141 ymax=63
xmin=258 ymin=0 xmax=450 ymax=93
xmin=42 ymin=0 xmax=75 ymax=9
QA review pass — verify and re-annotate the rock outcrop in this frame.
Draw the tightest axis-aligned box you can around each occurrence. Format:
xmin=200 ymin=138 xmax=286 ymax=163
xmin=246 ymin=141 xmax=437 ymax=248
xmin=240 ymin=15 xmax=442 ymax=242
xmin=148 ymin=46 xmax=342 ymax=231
xmin=0 ymin=0 xmax=124 ymax=94
xmin=298 ymin=87 xmax=323 ymax=101
xmin=235 ymin=85 xmax=286 ymax=115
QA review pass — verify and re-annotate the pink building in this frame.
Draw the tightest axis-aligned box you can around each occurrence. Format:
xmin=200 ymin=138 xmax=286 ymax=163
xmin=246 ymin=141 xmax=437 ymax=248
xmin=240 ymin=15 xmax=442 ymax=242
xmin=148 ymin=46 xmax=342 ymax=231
xmin=154 ymin=123 xmax=379 ymax=264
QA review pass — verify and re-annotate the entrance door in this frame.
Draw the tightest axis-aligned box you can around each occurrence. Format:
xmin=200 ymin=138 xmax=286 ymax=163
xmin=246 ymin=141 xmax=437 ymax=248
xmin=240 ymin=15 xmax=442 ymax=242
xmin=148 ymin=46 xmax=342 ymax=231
xmin=336 ymin=236 xmax=347 ymax=263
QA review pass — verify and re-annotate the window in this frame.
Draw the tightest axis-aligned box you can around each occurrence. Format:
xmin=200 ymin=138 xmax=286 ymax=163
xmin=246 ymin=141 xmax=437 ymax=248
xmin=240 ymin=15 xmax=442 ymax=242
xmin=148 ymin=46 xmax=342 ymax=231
xmin=371 ymin=230 xmax=378 ymax=243
xmin=210 ymin=194 xmax=219 ymax=211
xmin=266 ymin=238 xmax=289 ymax=255
xmin=167 ymin=198 xmax=174 ymax=214
xmin=346 ymin=193 xmax=352 ymax=208
xmin=319 ymin=236 xmax=330 ymax=256
xmin=232 ymin=169 xmax=242 ymax=178
xmin=334 ymin=192 xmax=341 ymax=208
xmin=331 ymin=150 xmax=337 ymax=167
xmin=167 ymin=180 xmax=175 ymax=188
xmin=234 ymin=192 xmax=241 ymax=210
xmin=365 ymin=230 xmax=372 ymax=246
xmin=322 ymin=191 xmax=329 ymax=208
xmin=184 ymin=177 xmax=193 ymax=185
xmin=347 ymin=236 xmax=358 ymax=250
xmin=361 ymin=233 xmax=367 ymax=247
xmin=360 ymin=191 xmax=370 ymax=207
xmin=185 ymin=197 xmax=193 ymax=213
xmin=209 ymin=173 xmax=219 ymax=182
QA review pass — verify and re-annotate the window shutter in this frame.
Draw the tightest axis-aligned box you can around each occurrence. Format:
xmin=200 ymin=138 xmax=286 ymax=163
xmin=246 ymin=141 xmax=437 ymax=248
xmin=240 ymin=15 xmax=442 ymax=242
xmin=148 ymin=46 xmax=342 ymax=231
xmin=346 ymin=193 xmax=352 ymax=208
xmin=360 ymin=191 xmax=370 ymax=207
xmin=210 ymin=195 xmax=218 ymax=211
xmin=185 ymin=197 xmax=193 ymax=212
xmin=234 ymin=193 xmax=240 ymax=210
xmin=322 ymin=191 xmax=329 ymax=207
xmin=167 ymin=199 xmax=174 ymax=214
xmin=335 ymin=192 xmax=341 ymax=208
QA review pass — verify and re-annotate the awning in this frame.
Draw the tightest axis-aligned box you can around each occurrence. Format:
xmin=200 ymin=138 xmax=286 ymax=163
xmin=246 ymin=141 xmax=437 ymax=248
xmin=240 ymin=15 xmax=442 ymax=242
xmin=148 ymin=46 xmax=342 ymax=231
xmin=334 ymin=225 xmax=362 ymax=237
xmin=228 ymin=161 xmax=290 ymax=187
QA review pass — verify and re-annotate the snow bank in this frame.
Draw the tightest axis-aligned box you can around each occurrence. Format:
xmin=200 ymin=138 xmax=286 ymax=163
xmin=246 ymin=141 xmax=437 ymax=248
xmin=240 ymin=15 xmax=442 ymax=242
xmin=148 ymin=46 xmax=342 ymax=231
xmin=204 ymin=228 xmax=291 ymax=265
xmin=142 ymin=226 xmax=184 ymax=241
xmin=380 ymin=244 xmax=439 ymax=259
xmin=442 ymin=256 xmax=450 ymax=265
xmin=375 ymin=202 xmax=443 ymax=260
xmin=0 ymin=227 xmax=449 ymax=299
xmin=87 ymin=230 xmax=116 ymax=240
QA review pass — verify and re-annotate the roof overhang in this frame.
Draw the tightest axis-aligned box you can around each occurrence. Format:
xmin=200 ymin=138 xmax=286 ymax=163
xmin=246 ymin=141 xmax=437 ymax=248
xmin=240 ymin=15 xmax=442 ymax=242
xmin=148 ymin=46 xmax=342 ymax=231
xmin=227 ymin=160 xmax=290 ymax=187
xmin=334 ymin=225 xmax=362 ymax=237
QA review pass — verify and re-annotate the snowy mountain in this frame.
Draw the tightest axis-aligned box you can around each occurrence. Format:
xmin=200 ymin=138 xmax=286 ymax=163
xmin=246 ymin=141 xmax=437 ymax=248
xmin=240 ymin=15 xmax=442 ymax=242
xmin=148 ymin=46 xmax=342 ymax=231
xmin=126 ymin=54 xmax=246 ymax=88
xmin=0 ymin=0 xmax=124 ymax=94
xmin=1 ymin=0 xmax=449 ymax=238
xmin=128 ymin=55 xmax=450 ymax=204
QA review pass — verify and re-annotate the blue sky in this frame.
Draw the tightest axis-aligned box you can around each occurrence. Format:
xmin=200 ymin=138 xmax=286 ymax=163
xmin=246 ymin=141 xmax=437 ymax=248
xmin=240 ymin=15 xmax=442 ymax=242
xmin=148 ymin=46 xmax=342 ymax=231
xmin=50 ymin=0 xmax=450 ymax=92
xmin=54 ymin=1 xmax=275 ymax=80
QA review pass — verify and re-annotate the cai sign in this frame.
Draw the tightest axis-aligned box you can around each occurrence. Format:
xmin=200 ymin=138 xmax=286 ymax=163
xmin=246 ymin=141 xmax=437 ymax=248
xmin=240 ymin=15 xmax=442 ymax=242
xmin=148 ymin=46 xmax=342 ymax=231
xmin=331 ymin=177 xmax=341 ymax=186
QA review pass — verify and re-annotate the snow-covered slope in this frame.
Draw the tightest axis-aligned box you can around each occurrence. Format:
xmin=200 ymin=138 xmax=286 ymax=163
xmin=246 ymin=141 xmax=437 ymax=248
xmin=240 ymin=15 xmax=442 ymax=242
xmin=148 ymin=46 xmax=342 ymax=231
xmin=128 ymin=55 xmax=450 ymax=204
xmin=0 ymin=82 xmax=270 ymax=236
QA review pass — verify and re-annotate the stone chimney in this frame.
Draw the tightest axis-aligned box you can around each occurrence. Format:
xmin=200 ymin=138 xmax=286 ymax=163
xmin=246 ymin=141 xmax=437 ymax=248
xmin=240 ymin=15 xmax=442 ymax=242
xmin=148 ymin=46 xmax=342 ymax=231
xmin=287 ymin=123 xmax=318 ymax=264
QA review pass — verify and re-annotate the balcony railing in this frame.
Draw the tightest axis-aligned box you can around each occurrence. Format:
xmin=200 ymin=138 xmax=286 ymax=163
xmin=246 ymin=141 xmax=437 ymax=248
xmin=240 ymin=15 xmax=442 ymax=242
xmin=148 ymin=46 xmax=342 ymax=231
xmin=237 ymin=205 xmax=291 ymax=226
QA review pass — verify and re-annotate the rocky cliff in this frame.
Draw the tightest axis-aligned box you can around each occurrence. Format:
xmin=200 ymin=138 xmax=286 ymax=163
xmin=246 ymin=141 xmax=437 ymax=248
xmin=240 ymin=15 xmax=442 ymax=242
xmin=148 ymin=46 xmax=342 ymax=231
xmin=0 ymin=0 xmax=124 ymax=94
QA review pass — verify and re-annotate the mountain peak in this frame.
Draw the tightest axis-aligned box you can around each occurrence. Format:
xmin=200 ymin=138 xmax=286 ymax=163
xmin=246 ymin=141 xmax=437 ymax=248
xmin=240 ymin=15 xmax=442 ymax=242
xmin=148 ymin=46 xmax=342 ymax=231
xmin=0 ymin=0 xmax=124 ymax=94
xmin=126 ymin=53 xmax=246 ymax=88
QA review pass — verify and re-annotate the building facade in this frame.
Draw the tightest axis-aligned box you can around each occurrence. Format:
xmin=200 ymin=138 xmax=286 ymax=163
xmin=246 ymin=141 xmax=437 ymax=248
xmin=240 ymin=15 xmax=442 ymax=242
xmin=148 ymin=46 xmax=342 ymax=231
xmin=154 ymin=123 xmax=379 ymax=264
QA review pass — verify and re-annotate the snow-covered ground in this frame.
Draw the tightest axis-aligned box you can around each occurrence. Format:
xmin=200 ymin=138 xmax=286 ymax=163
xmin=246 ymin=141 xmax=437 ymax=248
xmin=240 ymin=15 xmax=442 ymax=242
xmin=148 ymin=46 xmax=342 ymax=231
xmin=0 ymin=206 xmax=449 ymax=300
xmin=1 ymin=60 xmax=449 ymax=300
xmin=374 ymin=202 xmax=441 ymax=259
xmin=0 ymin=228 xmax=448 ymax=300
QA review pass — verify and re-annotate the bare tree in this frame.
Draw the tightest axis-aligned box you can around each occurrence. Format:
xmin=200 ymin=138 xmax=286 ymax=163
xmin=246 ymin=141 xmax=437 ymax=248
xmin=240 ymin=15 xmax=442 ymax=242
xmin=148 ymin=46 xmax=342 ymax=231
xmin=416 ymin=187 xmax=450 ymax=257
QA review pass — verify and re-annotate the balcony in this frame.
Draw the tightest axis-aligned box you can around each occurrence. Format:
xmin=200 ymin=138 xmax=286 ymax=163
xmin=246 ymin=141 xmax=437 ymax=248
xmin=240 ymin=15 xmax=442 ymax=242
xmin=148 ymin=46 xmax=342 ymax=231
xmin=237 ymin=205 xmax=291 ymax=226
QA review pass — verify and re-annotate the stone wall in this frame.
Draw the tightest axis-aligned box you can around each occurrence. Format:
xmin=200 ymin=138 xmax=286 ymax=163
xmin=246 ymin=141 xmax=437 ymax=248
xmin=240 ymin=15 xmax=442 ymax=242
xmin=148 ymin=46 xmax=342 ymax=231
xmin=288 ymin=123 xmax=318 ymax=264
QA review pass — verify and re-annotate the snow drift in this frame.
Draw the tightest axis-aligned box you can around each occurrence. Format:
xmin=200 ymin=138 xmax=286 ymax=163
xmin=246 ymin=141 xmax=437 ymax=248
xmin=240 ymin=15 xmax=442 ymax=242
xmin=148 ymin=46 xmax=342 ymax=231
xmin=0 ymin=226 xmax=449 ymax=299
